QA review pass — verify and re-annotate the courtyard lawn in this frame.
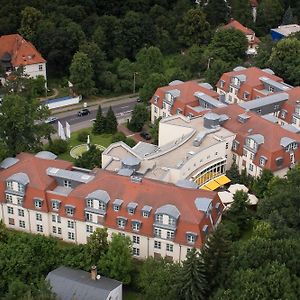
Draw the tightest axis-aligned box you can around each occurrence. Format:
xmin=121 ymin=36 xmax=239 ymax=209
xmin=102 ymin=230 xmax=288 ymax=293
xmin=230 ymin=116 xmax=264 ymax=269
xmin=57 ymin=128 xmax=112 ymax=162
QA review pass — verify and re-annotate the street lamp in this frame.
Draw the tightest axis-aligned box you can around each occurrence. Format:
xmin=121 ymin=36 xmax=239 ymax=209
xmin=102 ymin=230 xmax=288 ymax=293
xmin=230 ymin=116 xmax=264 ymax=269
xmin=133 ymin=72 xmax=138 ymax=94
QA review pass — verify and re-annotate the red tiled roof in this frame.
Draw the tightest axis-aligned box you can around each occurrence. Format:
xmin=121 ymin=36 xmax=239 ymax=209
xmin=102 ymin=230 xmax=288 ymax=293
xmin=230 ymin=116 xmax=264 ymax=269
xmin=0 ymin=153 xmax=223 ymax=248
xmin=0 ymin=34 xmax=46 ymax=67
xmin=216 ymin=67 xmax=283 ymax=101
xmin=213 ymin=104 xmax=300 ymax=171
xmin=250 ymin=0 xmax=258 ymax=7
xmin=279 ymin=87 xmax=300 ymax=123
xmin=223 ymin=19 xmax=254 ymax=35
xmin=150 ymin=81 xmax=219 ymax=116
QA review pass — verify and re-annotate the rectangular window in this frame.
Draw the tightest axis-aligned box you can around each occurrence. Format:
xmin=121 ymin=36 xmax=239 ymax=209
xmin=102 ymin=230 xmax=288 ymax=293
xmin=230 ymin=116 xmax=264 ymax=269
xmin=37 ymin=224 xmax=43 ymax=232
xmin=18 ymin=209 xmax=24 ymax=217
xmin=6 ymin=181 xmax=13 ymax=189
xmin=128 ymin=208 xmax=135 ymax=215
xmin=52 ymin=226 xmax=57 ymax=234
xmin=68 ymin=232 xmax=75 ymax=240
xmin=166 ymin=243 xmax=173 ymax=252
xmin=9 ymin=218 xmax=15 ymax=225
xmin=259 ymin=158 xmax=265 ymax=166
xmin=154 ymin=106 xmax=158 ymax=113
xmin=117 ymin=218 xmax=126 ymax=229
xmin=187 ymin=235 xmax=196 ymax=244
xmin=292 ymin=117 xmax=297 ymax=125
xmin=52 ymin=201 xmax=60 ymax=210
xmin=67 ymin=220 xmax=74 ymax=229
xmin=87 ymin=199 xmax=94 ymax=208
xmin=250 ymin=152 xmax=254 ymax=160
xmin=142 ymin=211 xmax=149 ymax=218
xmin=86 ymin=213 xmax=93 ymax=222
xmin=35 ymin=199 xmax=42 ymax=209
xmin=52 ymin=214 xmax=56 ymax=222
xmin=6 ymin=194 xmax=13 ymax=203
xmin=58 ymin=227 xmax=62 ymax=235
xmin=66 ymin=207 xmax=74 ymax=216
xmin=154 ymin=228 xmax=161 ymax=238
xmin=155 ymin=214 xmax=163 ymax=223
xmin=249 ymin=163 xmax=254 ymax=171
xmin=132 ymin=222 xmax=140 ymax=231
xmin=99 ymin=202 xmax=106 ymax=211
xmin=167 ymin=231 xmax=174 ymax=240
xmin=17 ymin=197 xmax=23 ymax=205
xmin=154 ymin=240 xmax=161 ymax=249
xmin=17 ymin=183 xmax=24 ymax=193
xmin=113 ymin=205 xmax=120 ymax=212
xmin=168 ymin=217 xmax=176 ymax=226
xmin=225 ymin=142 xmax=229 ymax=149
xmin=39 ymin=64 xmax=43 ymax=71
xmin=133 ymin=235 xmax=140 ymax=244
xmin=64 ymin=180 xmax=71 ymax=188
xmin=19 ymin=220 xmax=25 ymax=228
xmin=36 ymin=213 xmax=42 ymax=221
xmin=86 ymin=225 xmax=93 ymax=233
xmin=133 ymin=247 xmax=140 ymax=256
xmin=7 ymin=206 xmax=14 ymax=214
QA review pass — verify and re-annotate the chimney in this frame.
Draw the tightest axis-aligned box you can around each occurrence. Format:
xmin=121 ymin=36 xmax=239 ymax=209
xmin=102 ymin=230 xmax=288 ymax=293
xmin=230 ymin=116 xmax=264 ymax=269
xmin=91 ymin=265 xmax=97 ymax=280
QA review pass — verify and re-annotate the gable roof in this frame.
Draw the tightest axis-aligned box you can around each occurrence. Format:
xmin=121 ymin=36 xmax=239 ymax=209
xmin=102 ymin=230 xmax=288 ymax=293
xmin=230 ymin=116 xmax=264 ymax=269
xmin=0 ymin=34 xmax=46 ymax=67
xmin=212 ymin=104 xmax=300 ymax=171
xmin=46 ymin=266 xmax=121 ymax=300
xmin=222 ymin=19 xmax=254 ymax=35
xmin=151 ymin=80 xmax=219 ymax=116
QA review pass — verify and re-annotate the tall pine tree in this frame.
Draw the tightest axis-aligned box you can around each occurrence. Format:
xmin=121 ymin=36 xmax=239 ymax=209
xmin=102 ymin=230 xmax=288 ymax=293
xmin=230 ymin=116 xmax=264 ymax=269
xmin=177 ymin=248 xmax=207 ymax=300
xmin=93 ymin=105 xmax=106 ymax=134
xmin=105 ymin=106 xmax=118 ymax=134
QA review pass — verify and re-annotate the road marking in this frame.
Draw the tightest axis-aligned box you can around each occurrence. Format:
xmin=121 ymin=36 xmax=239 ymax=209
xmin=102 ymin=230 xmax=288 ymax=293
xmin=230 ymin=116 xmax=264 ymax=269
xmin=120 ymin=105 xmax=130 ymax=109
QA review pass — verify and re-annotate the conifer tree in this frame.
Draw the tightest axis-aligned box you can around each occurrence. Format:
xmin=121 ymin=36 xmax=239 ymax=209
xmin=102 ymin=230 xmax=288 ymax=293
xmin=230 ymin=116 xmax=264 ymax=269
xmin=204 ymin=0 xmax=229 ymax=27
xmin=177 ymin=248 xmax=207 ymax=300
xmin=105 ymin=106 xmax=118 ymax=133
xmin=93 ymin=105 xmax=106 ymax=134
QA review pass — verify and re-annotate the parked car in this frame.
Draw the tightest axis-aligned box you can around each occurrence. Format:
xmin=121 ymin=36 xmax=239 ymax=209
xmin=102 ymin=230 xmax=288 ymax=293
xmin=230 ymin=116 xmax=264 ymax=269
xmin=77 ymin=108 xmax=90 ymax=117
xmin=136 ymin=97 xmax=141 ymax=102
xmin=44 ymin=116 xmax=58 ymax=124
xmin=140 ymin=131 xmax=151 ymax=140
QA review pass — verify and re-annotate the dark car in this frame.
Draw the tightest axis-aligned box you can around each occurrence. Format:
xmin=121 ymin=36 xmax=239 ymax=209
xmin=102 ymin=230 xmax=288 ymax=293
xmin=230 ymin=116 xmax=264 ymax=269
xmin=77 ymin=108 xmax=90 ymax=117
xmin=140 ymin=131 xmax=151 ymax=140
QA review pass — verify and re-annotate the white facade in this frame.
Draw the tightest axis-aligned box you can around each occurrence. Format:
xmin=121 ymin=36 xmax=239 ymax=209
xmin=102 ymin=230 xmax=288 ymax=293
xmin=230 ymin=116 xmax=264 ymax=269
xmin=23 ymin=62 xmax=47 ymax=80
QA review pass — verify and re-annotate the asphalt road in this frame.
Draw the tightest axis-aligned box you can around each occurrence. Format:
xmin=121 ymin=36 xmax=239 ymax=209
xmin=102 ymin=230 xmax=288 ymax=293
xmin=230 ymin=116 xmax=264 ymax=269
xmin=51 ymin=97 xmax=137 ymax=131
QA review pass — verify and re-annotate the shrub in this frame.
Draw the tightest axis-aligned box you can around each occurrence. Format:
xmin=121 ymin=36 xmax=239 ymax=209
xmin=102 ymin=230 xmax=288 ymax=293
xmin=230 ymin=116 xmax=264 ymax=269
xmin=77 ymin=131 xmax=89 ymax=143
xmin=47 ymin=139 xmax=68 ymax=155
xmin=112 ymin=132 xmax=127 ymax=143
xmin=125 ymin=138 xmax=136 ymax=147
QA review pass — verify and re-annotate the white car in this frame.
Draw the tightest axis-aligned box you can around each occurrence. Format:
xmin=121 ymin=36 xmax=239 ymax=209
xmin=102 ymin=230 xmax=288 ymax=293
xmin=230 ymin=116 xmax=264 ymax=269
xmin=44 ymin=116 xmax=58 ymax=124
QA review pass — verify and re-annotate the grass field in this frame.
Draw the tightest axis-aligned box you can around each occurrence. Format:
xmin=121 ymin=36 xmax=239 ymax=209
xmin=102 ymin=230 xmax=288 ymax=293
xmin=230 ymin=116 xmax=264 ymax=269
xmin=57 ymin=128 xmax=112 ymax=161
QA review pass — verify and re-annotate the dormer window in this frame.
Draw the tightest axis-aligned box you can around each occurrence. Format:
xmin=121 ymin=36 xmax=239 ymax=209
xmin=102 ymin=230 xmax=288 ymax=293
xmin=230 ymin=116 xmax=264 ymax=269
xmin=215 ymin=202 xmax=221 ymax=214
xmin=64 ymin=180 xmax=71 ymax=188
xmin=141 ymin=205 xmax=152 ymax=218
xmin=113 ymin=199 xmax=123 ymax=212
xmin=154 ymin=95 xmax=159 ymax=104
xmin=18 ymin=183 xmax=24 ymax=193
xmin=232 ymin=140 xmax=239 ymax=151
xmin=269 ymin=86 xmax=275 ymax=92
xmin=259 ymin=156 xmax=267 ymax=167
xmin=6 ymin=194 xmax=13 ymax=203
xmin=51 ymin=200 xmax=61 ymax=210
xmin=34 ymin=199 xmax=43 ymax=209
xmin=65 ymin=205 xmax=75 ymax=216
xmin=186 ymin=232 xmax=197 ymax=244
xmin=220 ymin=80 xmax=225 ymax=88
xmin=127 ymin=202 xmax=138 ymax=215
xmin=281 ymin=110 xmax=287 ymax=119
xmin=117 ymin=217 xmax=127 ymax=229
xmin=131 ymin=220 xmax=141 ymax=232
xmin=176 ymin=108 xmax=182 ymax=115
xmin=99 ymin=201 xmax=106 ymax=211
xmin=243 ymin=92 xmax=249 ymax=100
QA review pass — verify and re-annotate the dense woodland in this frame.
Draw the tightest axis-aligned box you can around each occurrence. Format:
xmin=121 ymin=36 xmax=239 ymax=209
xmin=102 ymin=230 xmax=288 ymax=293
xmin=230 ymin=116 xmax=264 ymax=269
xmin=1 ymin=0 xmax=300 ymax=98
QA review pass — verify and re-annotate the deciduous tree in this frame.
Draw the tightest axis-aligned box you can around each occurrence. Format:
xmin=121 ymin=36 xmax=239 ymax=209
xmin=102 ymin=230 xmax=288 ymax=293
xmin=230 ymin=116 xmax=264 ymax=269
xmin=69 ymin=51 xmax=95 ymax=97
xmin=74 ymin=145 xmax=102 ymax=169
xmin=86 ymin=228 xmax=108 ymax=265
xmin=128 ymin=104 xmax=149 ymax=132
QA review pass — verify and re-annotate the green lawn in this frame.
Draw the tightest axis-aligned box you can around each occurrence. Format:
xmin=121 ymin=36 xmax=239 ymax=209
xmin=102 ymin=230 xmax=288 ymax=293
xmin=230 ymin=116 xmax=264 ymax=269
xmin=57 ymin=128 xmax=112 ymax=162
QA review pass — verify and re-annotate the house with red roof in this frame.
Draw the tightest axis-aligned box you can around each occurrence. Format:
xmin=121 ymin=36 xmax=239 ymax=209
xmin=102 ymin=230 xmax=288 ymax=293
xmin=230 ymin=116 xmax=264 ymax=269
xmin=0 ymin=34 xmax=47 ymax=86
xmin=222 ymin=19 xmax=260 ymax=55
xmin=216 ymin=66 xmax=292 ymax=104
xmin=150 ymin=80 xmax=225 ymax=123
xmin=0 ymin=151 xmax=224 ymax=262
